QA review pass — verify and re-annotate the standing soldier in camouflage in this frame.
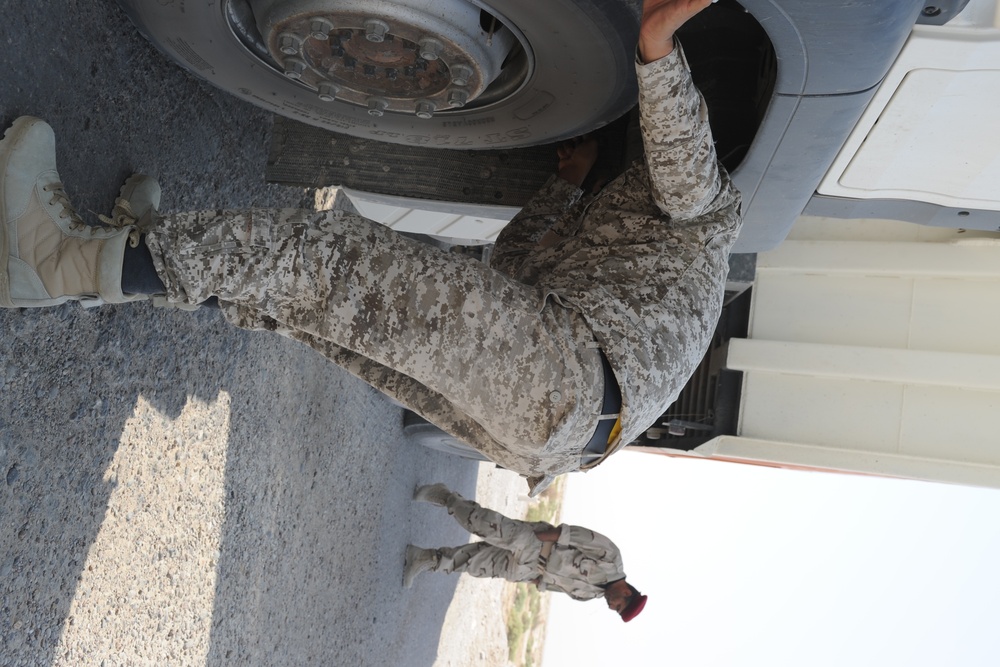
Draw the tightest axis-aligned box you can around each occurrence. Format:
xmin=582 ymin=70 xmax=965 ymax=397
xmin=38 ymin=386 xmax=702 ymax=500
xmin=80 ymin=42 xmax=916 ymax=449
xmin=403 ymin=483 xmax=647 ymax=623
xmin=0 ymin=0 xmax=739 ymax=493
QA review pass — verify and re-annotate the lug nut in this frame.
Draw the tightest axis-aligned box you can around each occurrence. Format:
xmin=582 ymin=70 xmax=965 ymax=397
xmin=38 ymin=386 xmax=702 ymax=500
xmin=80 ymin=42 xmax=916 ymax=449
xmin=450 ymin=64 xmax=473 ymax=87
xmin=283 ymin=57 xmax=307 ymax=79
xmin=447 ymin=89 xmax=469 ymax=108
xmin=367 ymin=98 xmax=388 ymax=116
xmin=364 ymin=19 xmax=390 ymax=43
xmin=417 ymin=38 xmax=442 ymax=61
xmin=415 ymin=101 xmax=436 ymax=119
xmin=277 ymin=33 xmax=300 ymax=56
xmin=317 ymin=82 xmax=340 ymax=102
xmin=309 ymin=18 xmax=335 ymax=40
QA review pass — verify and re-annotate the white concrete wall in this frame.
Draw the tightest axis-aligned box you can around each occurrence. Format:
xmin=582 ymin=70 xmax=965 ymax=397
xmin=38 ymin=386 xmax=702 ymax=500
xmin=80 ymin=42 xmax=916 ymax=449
xmin=708 ymin=216 xmax=1000 ymax=489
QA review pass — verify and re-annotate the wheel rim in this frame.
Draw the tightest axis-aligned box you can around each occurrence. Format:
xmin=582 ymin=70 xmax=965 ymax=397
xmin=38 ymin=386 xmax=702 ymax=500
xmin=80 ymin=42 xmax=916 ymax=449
xmin=230 ymin=0 xmax=532 ymax=118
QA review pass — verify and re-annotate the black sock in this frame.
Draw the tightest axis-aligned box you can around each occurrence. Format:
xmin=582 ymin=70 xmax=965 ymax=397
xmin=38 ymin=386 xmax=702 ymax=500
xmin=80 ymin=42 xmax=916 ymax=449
xmin=121 ymin=235 xmax=166 ymax=296
xmin=121 ymin=235 xmax=220 ymax=310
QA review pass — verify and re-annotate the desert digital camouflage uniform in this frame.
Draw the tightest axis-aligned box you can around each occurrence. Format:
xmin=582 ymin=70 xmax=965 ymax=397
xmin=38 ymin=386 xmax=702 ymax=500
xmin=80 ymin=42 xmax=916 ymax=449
xmin=144 ymin=43 xmax=741 ymax=487
xmin=423 ymin=490 xmax=626 ymax=599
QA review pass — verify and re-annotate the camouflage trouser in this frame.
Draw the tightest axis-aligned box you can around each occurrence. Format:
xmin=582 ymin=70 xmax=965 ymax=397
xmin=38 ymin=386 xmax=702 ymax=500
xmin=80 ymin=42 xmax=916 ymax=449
xmin=432 ymin=492 xmax=548 ymax=582
xmin=144 ymin=209 xmax=605 ymax=475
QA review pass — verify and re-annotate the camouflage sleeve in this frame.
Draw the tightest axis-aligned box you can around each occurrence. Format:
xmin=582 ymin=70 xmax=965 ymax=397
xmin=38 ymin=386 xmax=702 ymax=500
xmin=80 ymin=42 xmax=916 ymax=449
xmin=557 ymin=525 xmax=623 ymax=564
xmin=636 ymin=41 xmax=724 ymax=222
xmin=489 ymin=175 xmax=584 ymax=277
xmin=506 ymin=174 xmax=585 ymax=238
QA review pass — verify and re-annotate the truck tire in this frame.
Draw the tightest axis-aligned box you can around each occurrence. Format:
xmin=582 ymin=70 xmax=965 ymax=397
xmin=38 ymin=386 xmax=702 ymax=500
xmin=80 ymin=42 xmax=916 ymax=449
xmin=115 ymin=0 xmax=640 ymax=149
xmin=402 ymin=411 xmax=488 ymax=461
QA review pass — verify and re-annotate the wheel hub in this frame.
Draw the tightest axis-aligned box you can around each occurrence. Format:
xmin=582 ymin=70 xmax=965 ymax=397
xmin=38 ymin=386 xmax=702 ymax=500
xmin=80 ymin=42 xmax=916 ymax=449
xmin=250 ymin=0 xmax=518 ymax=117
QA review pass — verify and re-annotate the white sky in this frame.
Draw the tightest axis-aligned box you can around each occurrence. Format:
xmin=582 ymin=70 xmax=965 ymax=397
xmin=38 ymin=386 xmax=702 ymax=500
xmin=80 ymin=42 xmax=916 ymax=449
xmin=542 ymin=449 xmax=1000 ymax=667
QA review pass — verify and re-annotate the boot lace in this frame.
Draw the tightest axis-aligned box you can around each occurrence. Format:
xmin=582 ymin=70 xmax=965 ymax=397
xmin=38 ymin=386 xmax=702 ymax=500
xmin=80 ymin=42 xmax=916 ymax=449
xmin=41 ymin=182 xmax=142 ymax=248
xmin=42 ymin=182 xmax=88 ymax=231
xmin=97 ymin=196 xmax=143 ymax=248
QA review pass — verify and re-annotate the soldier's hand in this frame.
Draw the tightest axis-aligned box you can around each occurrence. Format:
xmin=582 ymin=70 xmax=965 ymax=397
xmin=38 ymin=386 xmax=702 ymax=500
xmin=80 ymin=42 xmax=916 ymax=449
xmin=556 ymin=135 xmax=599 ymax=187
xmin=534 ymin=527 xmax=562 ymax=542
xmin=638 ymin=0 xmax=714 ymax=63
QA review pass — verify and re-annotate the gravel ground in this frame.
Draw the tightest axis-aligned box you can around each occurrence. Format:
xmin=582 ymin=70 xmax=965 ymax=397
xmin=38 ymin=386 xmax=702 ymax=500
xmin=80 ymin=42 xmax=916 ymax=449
xmin=1 ymin=1 xmax=533 ymax=665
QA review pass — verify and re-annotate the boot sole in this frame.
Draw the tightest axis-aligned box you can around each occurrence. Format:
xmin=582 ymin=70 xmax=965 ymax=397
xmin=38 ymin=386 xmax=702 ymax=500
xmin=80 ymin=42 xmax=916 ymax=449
xmin=403 ymin=546 xmax=419 ymax=588
xmin=0 ymin=116 xmax=45 ymax=308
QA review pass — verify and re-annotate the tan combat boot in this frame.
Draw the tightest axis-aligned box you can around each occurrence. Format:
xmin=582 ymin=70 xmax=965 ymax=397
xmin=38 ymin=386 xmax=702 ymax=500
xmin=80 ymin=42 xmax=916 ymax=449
xmin=403 ymin=545 xmax=439 ymax=588
xmin=0 ymin=116 xmax=139 ymax=307
xmin=101 ymin=173 xmax=161 ymax=231
xmin=413 ymin=483 xmax=456 ymax=507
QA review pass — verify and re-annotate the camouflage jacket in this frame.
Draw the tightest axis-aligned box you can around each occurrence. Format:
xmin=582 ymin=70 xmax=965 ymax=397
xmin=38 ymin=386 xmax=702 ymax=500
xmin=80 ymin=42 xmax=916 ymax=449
xmin=498 ymin=44 xmax=743 ymax=465
xmin=538 ymin=524 xmax=625 ymax=601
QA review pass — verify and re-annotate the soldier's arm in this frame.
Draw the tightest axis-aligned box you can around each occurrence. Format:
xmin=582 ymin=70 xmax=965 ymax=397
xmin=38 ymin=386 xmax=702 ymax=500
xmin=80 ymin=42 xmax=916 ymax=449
xmin=556 ymin=525 xmax=623 ymax=563
xmin=637 ymin=0 xmax=727 ymax=223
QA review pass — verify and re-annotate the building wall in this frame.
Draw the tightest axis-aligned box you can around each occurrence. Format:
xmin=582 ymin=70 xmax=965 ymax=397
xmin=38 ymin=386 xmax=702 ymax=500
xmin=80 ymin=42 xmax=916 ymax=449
xmin=706 ymin=216 xmax=1000 ymax=488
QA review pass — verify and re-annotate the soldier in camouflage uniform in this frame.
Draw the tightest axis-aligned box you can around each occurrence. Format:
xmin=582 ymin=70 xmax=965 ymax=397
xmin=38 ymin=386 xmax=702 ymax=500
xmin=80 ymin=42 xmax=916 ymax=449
xmin=0 ymin=0 xmax=738 ymax=493
xmin=403 ymin=483 xmax=647 ymax=622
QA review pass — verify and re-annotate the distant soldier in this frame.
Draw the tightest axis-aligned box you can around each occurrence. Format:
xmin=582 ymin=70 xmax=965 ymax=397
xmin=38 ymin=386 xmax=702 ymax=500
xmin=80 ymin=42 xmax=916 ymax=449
xmin=403 ymin=484 xmax=646 ymax=623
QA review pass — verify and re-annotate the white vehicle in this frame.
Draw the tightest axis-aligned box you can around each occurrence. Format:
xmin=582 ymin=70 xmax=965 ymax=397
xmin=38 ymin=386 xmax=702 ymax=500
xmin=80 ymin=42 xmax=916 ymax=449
xmin=120 ymin=0 xmax=1000 ymax=489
